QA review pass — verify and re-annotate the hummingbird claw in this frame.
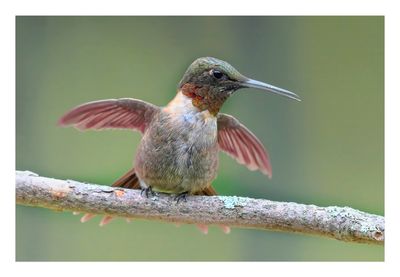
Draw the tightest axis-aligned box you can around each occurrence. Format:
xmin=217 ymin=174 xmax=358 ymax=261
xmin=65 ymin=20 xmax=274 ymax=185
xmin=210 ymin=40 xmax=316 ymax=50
xmin=140 ymin=186 xmax=154 ymax=198
xmin=174 ymin=191 xmax=188 ymax=203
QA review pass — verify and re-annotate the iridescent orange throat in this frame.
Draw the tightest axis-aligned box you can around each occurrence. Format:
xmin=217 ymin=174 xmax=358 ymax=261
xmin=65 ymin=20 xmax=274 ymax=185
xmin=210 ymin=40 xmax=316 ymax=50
xmin=181 ymin=83 xmax=230 ymax=116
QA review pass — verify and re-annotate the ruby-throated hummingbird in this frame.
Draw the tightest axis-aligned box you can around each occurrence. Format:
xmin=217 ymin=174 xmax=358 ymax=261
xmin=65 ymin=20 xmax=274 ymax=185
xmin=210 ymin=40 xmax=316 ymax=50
xmin=59 ymin=57 xmax=300 ymax=233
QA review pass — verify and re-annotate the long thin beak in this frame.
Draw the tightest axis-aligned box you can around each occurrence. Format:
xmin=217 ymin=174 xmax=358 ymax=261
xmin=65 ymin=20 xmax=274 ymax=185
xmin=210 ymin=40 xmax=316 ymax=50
xmin=242 ymin=78 xmax=301 ymax=101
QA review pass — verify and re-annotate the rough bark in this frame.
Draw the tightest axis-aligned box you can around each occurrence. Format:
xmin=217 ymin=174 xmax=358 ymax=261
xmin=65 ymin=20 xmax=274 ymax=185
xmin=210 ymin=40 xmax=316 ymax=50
xmin=15 ymin=170 xmax=384 ymax=245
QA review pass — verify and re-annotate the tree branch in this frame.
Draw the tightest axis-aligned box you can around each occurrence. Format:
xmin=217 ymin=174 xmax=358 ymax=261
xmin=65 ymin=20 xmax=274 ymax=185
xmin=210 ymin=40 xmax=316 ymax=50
xmin=16 ymin=170 xmax=384 ymax=245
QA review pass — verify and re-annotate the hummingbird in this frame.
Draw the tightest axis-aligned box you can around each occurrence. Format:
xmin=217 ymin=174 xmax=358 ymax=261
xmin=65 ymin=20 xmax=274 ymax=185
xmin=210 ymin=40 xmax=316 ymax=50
xmin=59 ymin=57 xmax=300 ymax=233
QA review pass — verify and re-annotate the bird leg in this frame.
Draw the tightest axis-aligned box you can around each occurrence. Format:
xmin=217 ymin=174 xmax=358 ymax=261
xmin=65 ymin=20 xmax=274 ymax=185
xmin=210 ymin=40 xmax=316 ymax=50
xmin=140 ymin=186 xmax=154 ymax=198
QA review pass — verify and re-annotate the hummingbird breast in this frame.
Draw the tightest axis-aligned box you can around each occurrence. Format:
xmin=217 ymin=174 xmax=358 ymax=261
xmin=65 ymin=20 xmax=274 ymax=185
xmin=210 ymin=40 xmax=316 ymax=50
xmin=134 ymin=92 xmax=219 ymax=194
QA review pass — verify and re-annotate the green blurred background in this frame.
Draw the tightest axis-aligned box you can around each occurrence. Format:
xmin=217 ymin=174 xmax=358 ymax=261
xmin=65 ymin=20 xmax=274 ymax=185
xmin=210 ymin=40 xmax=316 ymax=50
xmin=16 ymin=16 xmax=384 ymax=261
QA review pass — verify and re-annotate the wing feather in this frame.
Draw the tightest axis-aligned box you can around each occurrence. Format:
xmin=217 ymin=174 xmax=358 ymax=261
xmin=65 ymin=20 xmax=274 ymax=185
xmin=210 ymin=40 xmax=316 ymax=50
xmin=58 ymin=98 xmax=159 ymax=133
xmin=217 ymin=113 xmax=272 ymax=178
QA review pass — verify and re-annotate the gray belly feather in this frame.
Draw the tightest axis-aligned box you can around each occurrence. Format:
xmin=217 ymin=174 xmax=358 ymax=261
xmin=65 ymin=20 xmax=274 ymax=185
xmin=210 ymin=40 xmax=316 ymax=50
xmin=134 ymin=110 xmax=219 ymax=194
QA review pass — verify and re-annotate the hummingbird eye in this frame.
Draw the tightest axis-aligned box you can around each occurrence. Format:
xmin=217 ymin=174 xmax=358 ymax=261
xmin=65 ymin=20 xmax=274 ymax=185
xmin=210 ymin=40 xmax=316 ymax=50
xmin=210 ymin=69 xmax=224 ymax=79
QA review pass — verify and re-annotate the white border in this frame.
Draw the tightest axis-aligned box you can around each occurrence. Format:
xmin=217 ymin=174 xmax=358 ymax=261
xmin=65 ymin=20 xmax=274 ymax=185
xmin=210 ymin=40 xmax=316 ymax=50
xmin=2 ymin=0 xmax=398 ymax=276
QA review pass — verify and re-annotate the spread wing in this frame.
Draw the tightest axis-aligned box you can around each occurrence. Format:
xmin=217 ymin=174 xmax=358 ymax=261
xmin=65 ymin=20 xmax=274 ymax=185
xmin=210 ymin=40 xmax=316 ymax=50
xmin=217 ymin=113 xmax=272 ymax=178
xmin=58 ymin=98 xmax=159 ymax=133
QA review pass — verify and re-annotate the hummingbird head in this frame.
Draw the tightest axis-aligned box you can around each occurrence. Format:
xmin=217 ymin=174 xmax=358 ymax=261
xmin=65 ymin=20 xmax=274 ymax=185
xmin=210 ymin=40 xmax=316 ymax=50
xmin=178 ymin=57 xmax=300 ymax=115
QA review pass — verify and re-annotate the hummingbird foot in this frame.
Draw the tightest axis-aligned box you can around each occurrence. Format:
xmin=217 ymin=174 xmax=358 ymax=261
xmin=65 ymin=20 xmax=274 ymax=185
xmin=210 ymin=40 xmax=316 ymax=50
xmin=141 ymin=186 xmax=155 ymax=198
xmin=174 ymin=191 xmax=189 ymax=203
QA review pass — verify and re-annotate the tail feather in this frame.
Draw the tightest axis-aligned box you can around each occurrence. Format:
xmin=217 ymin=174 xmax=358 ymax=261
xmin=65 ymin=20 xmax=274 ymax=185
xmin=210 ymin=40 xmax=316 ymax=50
xmin=99 ymin=215 xmax=114 ymax=227
xmin=196 ymin=186 xmax=218 ymax=196
xmin=111 ymin=168 xmax=140 ymax=189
